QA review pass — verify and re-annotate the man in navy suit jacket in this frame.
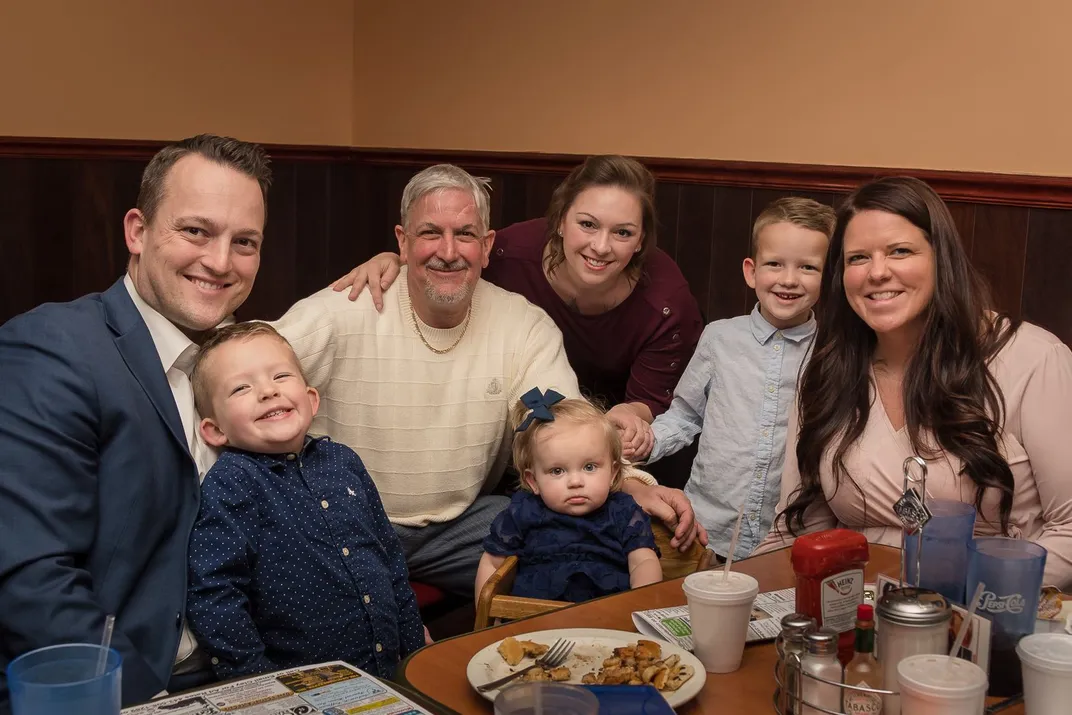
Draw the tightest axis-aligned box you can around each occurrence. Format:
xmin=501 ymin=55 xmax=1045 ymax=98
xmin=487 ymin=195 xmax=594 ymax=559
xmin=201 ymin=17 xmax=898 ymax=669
xmin=0 ymin=135 xmax=271 ymax=709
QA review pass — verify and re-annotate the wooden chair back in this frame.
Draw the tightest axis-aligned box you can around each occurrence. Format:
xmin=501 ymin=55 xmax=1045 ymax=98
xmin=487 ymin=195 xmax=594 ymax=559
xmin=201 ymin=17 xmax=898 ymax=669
xmin=473 ymin=520 xmax=715 ymax=629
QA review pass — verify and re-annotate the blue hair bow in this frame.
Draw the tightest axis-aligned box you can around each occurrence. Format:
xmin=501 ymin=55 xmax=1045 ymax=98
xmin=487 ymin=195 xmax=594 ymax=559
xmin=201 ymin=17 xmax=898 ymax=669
xmin=515 ymin=387 xmax=566 ymax=432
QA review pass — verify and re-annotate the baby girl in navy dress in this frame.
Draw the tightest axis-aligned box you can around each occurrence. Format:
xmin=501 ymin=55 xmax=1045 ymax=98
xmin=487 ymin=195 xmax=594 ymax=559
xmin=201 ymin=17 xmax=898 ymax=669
xmin=475 ymin=388 xmax=663 ymax=603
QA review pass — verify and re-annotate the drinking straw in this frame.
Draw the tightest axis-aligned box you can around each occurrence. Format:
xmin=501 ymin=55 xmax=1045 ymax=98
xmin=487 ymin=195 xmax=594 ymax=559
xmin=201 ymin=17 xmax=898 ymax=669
xmin=96 ymin=614 xmax=115 ymax=677
xmin=722 ymin=502 xmax=747 ymax=581
xmin=948 ymin=582 xmax=985 ymax=666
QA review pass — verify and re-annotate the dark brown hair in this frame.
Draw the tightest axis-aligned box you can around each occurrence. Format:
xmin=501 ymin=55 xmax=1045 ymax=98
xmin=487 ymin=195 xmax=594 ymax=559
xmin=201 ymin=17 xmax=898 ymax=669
xmin=137 ymin=134 xmax=272 ymax=224
xmin=780 ymin=176 xmax=1019 ymax=536
xmin=544 ymin=155 xmax=657 ymax=283
xmin=751 ymin=197 xmax=836 ymax=257
xmin=191 ymin=321 xmax=297 ymax=417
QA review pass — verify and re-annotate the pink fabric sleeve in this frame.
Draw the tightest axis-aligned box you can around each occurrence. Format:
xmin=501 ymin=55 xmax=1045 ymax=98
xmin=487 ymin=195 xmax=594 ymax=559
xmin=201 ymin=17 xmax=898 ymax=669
xmin=1017 ymin=340 xmax=1072 ymax=588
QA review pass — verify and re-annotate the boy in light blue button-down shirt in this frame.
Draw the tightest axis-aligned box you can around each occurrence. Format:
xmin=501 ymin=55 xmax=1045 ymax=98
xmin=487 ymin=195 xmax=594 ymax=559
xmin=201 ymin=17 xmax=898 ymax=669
xmin=637 ymin=198 xmax=835 ymax=559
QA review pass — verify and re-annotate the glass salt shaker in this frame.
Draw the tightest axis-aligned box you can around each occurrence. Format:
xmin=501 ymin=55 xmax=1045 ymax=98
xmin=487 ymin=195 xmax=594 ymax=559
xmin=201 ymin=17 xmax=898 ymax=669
xmin=778 ymin=613 xmax=817 ymax=714
xmin=875 ymin=587 xmax=951 ymax=715
xmin=801 ymin=627 xmax=843 ymax=715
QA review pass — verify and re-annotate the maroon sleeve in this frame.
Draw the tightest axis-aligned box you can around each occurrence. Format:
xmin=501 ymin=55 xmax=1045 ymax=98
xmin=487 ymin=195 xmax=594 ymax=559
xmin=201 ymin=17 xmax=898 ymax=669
xmin=625 ymin=276 xmax=704 ymax=416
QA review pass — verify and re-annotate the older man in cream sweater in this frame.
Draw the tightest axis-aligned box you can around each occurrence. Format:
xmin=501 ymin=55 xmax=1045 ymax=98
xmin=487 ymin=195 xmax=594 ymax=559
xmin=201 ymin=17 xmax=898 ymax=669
xmin=276 ymin=165 xmax=701 ymax=594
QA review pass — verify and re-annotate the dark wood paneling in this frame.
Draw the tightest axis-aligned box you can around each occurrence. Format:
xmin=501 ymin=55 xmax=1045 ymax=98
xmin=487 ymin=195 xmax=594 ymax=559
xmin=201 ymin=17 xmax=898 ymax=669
xmin=0 ymin=159 xmax=36 ymax=321
xmin=653 ymin=182 xmax=681 ymax=262
xmin=250 ymin=161 xmax=299 ymax=320
xmin=1022 ymin=209 xmax=1072 ymax=346
xmin=5 ymin=137 xmax=1072 ymax=207
xmin=1 ymin=139 xmax=1070 ymax=348
xmin=971 ymin=205 xmax=1031 ymax=319
xmin=946 ymin=202 xmax=977 ymax=258
xmin=350 ymin=148 xmax=1072 ymax=210
xmin=675 ymin=185 xmax=716 ymax=315
xmin=709 ymin=186 xmax=755 ymax=321
xmin=325 ymin=162 xmax=360 ymax=287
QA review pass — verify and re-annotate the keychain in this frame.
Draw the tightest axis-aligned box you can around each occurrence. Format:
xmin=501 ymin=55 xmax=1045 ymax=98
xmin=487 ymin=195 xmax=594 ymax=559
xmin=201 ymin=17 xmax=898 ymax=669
xmin=895 ymin=456 xmax=932 ymax=586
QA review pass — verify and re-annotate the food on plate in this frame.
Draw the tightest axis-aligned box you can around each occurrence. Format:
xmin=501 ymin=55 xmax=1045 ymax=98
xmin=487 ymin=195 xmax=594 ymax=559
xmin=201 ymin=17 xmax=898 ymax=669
xmin=521 ymin=640 xmax=550 ymax=658
xmin=1038 ymin=586 xmax=1065 ymax=620
xmin=580 ymin=640 xmax=695 ymax=691
xmin=521 ymin=665 xmax=571 ymax=682
xmin=496 ymin=636 xmax=550 ymax=666
xmin=492 ymin=636 xmax=695 ymax=692
xmin=497 ymin=637 xmax=525 ymax=666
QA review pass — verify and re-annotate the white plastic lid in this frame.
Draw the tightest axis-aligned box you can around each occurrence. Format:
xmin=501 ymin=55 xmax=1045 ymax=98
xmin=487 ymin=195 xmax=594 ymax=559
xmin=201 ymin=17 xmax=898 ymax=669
xmin=681 ymin=570 xmax=759 ymax=604
xmin=1017 ymin=633 xmax=1072 ymax=673
xmin=897 ymin=654 xmax=988 ymax=698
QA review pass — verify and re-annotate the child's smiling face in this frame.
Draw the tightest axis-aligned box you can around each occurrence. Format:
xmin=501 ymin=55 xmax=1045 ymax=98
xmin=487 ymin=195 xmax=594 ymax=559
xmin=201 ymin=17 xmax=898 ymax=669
xmin=743 ymin=221 xmax=828 ymax=329
xmin=198 ymin=334 xmax=319 ymax=454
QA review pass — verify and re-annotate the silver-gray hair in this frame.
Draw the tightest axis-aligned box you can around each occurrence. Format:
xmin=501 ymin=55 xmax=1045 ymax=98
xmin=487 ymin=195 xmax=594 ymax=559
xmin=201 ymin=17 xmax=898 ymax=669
xmin=400 ymin=164 xmax=492 ymax=234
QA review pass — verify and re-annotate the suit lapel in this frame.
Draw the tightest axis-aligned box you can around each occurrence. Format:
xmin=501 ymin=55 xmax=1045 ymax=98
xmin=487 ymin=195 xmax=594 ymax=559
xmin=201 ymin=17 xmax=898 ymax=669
xmin=102 ymin=279 xmax=191 ymax=457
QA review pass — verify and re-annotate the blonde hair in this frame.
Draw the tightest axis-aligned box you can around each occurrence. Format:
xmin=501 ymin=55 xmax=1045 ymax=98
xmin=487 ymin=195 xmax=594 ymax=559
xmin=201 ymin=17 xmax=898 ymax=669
xmin=751 ymin=196 xmax=836 ymax=257
xmin=510 ymin=395 xmax=625 ymax=492
xmin=191 ymin=322 xmax=302 ymax=418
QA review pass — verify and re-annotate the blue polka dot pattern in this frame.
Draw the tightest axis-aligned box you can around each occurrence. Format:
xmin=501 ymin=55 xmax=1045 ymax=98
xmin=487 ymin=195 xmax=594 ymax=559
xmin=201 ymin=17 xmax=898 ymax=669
xmin=186 ymin=437 xmax=424 ymax=680
xmin=482 ymin=491 xmax=659 ymax=602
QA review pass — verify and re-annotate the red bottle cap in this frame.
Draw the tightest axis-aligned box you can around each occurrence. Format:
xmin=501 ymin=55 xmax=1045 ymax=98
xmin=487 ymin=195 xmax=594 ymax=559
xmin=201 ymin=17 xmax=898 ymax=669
xmin=857 ymin=603 xmax=874 ymax=620
xmin=791 ymin=528 xmax=869 ymax=576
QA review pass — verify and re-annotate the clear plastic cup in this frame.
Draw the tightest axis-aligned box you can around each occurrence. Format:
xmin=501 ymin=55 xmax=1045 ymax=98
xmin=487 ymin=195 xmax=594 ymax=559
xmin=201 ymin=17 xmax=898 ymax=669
xmin=896 ymin=653 xmax=987 ymax=715
xmin=493 ymin=682 xmax=598 ymax=715
xmin=6 ymin=644 xmax=122 ymax=715
xmin=1017 ymin=633 xmax=1072 ymax=715
xmin=681 ymin=570 xmax=759 ymax=673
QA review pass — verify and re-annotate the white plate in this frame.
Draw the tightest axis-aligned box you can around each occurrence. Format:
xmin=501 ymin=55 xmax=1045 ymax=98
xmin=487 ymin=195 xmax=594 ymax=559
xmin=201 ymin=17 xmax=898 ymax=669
xmin=466 ymin=627 xmax=706 ymax=708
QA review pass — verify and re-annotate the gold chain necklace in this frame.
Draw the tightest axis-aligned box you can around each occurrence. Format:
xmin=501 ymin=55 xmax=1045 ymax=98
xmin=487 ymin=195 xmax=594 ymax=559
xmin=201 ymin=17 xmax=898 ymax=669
xmin=410 ymin=303 xmax=472 ymax=354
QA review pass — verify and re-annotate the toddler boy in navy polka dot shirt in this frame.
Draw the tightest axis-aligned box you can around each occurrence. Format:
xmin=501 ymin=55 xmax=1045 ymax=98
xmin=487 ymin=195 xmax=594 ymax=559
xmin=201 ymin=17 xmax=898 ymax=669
xmin=185 ymin=322 xmax=426 ymax=681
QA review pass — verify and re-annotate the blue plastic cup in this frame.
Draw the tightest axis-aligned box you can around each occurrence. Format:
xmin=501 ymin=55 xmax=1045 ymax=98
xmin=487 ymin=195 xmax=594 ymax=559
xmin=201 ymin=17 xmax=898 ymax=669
xmin=905 ymin=499 xmax=977 ymax=604
xmin=966 ymin=536 xmax=1047 ymax=697
xmin=494 ymin=683 xmax=598 ymax=715
xmin=7 ymin=644 xmax=121 ymax=715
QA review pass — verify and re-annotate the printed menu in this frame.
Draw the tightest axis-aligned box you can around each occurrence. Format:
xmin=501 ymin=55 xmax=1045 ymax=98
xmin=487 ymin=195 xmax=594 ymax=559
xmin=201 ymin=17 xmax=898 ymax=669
xmin=122 ymin=662 xmax=434 ymax=715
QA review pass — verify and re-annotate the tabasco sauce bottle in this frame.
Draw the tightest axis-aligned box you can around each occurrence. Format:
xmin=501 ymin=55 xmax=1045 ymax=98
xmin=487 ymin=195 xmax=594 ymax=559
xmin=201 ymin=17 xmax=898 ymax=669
xmin=843 ymin=604 xmax=883 ymax=714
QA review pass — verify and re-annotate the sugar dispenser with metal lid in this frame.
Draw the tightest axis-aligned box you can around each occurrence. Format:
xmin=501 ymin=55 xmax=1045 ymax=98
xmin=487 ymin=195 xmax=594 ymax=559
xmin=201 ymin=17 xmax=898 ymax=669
xmin=777 ymin=613 xmax=817 ymax=714
xmin=801 ymin=627 xmax=843 ymax=715
xmin=875 ymin=587 xmax=951 ymax=715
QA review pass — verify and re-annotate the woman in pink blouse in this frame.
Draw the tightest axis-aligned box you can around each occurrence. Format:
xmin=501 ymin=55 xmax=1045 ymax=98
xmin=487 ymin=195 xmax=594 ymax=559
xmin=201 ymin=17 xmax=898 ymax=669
xmin=757 ymin=176 xmax=1072 ymax=589
xmin=335 ymin=156 xmax=704 ymax=480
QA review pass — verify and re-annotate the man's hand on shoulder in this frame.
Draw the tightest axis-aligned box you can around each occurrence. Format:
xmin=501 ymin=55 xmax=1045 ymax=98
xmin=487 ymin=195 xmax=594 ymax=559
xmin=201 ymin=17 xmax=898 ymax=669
xmin=620 ymin=480 xmax=708 ymax=552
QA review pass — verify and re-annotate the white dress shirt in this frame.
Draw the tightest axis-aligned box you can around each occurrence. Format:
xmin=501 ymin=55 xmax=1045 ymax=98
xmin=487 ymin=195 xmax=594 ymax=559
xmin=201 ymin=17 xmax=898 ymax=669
xmin=122 ymin=274 xmax=219 ymax=672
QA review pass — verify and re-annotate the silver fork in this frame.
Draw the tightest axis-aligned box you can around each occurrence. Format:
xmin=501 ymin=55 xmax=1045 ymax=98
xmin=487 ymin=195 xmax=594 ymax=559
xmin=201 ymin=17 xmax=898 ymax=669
xmin=477 ymin=637 xmax=576 ymax=692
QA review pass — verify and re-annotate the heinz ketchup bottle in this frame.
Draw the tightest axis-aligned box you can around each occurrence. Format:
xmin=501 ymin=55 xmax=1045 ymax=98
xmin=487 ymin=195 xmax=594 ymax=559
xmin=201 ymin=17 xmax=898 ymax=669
xmin=792 ymin=528 xmax=869 ymax=665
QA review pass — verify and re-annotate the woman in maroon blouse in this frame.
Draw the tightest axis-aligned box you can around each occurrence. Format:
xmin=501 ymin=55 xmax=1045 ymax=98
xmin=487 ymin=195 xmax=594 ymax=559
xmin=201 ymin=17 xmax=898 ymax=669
xmin=336 ymin=156 xmax=703 ymax=480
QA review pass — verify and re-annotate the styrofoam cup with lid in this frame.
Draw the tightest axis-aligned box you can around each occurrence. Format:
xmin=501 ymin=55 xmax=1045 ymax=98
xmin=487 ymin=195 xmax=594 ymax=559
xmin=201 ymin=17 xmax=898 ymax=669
xmin=896 ymin=653 xmax=987 ymax=715
xmin=681 ymin=570 xmax=759 ymax=673
xmin=1017 ymin=632 xmax=1072 ymax=715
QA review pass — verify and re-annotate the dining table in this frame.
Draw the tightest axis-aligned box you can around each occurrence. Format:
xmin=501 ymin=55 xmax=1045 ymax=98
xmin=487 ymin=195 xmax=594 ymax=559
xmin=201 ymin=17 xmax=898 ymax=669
xmin=397 ymin=544 xmax=1025 ymax=714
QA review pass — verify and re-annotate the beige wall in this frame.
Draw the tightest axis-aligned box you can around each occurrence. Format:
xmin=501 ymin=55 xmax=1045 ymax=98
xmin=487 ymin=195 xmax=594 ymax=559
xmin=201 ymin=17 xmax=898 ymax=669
xmin=353 ymin=0 xmax=1072 ymax=176
xmin=3 ymin=1 xmax=1070 ymax=176
xmin=0 ymin=0 xmax=354 ymax=145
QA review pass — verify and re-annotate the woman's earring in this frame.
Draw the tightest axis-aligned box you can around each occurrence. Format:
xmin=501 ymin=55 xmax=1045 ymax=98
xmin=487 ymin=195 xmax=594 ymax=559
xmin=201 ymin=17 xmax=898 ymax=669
xmin=634 ymin=246 xmax=641 ymax=253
